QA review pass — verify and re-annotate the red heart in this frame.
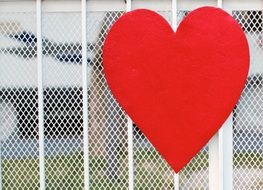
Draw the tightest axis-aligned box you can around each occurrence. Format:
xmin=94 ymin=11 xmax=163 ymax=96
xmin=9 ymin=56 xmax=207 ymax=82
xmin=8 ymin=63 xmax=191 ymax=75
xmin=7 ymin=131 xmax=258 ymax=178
xmin=103 ymin=7 xmax=249 ymax=173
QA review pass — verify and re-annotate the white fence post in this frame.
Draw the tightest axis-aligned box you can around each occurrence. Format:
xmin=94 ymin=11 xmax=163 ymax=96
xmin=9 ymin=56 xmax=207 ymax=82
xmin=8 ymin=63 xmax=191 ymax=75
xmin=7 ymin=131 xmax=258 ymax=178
xmin=209 ymin=132 xmax=220 ymax=190
xmin=127 ymin=117 xmax=134 ymax=190
xmin=219 ymin=114 xmax=233 ymax=190
xmin=82 ymin=0 xmax=90 ymax=189
xmin=217 ymin=0 xmax=223 ymax=9
xmin=172 ymin=0 xmax=177 ymax=31
xmin=36 ymin=0 xmax=45 ymax=189
xmin=209 ymin=1 xmax=233 ymax=190
xmin=172 ymin=0 xmax=180 ymax=189
xmin=209 ymin=115 xmax=233 ymax=190
xmin=126 ymin=2 xmax=134 ymax=190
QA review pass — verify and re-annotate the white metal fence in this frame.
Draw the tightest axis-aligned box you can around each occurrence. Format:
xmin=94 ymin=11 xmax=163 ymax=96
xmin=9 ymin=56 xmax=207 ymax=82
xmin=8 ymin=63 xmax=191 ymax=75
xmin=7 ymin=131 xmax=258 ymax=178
xmin=0 ymin=0 xmax=262 ymax=189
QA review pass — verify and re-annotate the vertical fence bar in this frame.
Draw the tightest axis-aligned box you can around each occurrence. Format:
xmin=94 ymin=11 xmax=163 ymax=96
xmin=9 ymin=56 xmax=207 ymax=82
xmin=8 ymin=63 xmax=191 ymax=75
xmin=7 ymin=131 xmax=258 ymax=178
xmin=209 ymin=115 xmax=233 ymax=190
xmin=172 ymin=0 xmax=178 ymax=31
xmin=127 ymin=117 xmax=134 ymax=190
xmin=209 ymin=2 xmax=233 ymax=190
xmin=209 ymin=1 xmax=221 ymax=189
xmin=126 ymin=0 xmax=132 ymax=12
xmin=174 ymin=173 xmax=179 ymax=190
xmin=172 ymin=0 xmax=180 ymax=190
xmin=82 ymin=0 xmax=90 ymax=189
xmin=209 ymin=0 xmax=222 ymax=188
xmin=36 ymin=0 xmax=45 ymax=189
xmin=217 ymin=0 xmax=223 ymax=9
xmin=219 ymin=114 xmax=233 ymax=190
xmin=209 ymin=133 xmax=220 ymax=190
xmin=126 ymin=2 xmax=134 ymax=190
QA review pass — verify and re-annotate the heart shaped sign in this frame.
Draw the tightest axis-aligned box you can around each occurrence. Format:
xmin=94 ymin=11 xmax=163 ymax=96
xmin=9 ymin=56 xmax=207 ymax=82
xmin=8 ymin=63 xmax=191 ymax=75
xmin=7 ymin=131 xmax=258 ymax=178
xmin=103 ymin=7 xmax=249 ymax=173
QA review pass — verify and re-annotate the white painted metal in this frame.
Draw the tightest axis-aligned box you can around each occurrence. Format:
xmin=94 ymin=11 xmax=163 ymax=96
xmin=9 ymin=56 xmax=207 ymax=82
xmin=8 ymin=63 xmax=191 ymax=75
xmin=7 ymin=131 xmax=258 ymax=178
xmin=224 ymin=0 xmax=263 ymax=12
xmin=174 ymin=173 xmax=179 ymax=190
xmin=126 ymin=0 xmax=132 ymax=12
xmin=132 ymin=0 xmax=171 ymax=10
xmin=82 ymin=0 xmax=90 ymax=189
xmin=127 ymin=117 xmax=134 ymax=190
xmin=209 ymin=133 xmax=220 ymax=190
xmin=219 ymin=114 xmax=233 ymax=190
xmin=126 ymin=2 xmax=134 ymax=190
xmin=217 ymin=0 xmax=223 ymax=8
xmin=172 ymin=1 xmax=180 ymax=190
xmin=0 ymin=0 xmax=262 ymax=12
xmin=37 ymin=0 xmax=45 ymax=190
xmin=209 ymin=1 xmax=233 ymax=190
xmin=0 ymin=0 xmax=261 ymax=189
xmin=0 ymin=1 xmax=36 ymax=12
xmin=209 ymin=115 xmax=233 ymax=190
xmin=209 ymin=1 xmax=221 ymax=190
xmin=172 ymin=0 xmax=177 ymax=31
xmin=42 ymin=0 xmax=81 ymax=12
xmin=177 ymin=0 xmax=217 ymax=10
xmin=87 ymin=0 xmax=126 ymax=11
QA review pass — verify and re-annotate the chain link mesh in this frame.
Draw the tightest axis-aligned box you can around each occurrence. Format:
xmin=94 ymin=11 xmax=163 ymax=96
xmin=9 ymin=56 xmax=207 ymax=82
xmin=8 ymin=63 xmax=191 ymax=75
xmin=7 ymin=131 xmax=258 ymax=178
xmin=0 ymin=4 xmax=262 ymax=190
xmin=0 ymin=12 xmax=39 ymax=189
xmin=87 ymin=11 xmax=129 ymax=189
xmin=41 ymin=12 xmax=85 ymax=189
xmin=232 ymin=10 xmax=263 ymax=190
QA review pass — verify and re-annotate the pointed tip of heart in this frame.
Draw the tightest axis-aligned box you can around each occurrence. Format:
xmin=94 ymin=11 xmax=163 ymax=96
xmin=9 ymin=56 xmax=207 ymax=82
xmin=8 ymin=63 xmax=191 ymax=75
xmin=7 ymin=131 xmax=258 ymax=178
xmin=173 ymin=168 xmax=180 ymax=174
xmin=171 ymin=164 xmax=186 ymax=174
xmin=173 ymin=163 xmax=187 ymax=174
xmin=166 ymin=157 xmax=189 ymax=173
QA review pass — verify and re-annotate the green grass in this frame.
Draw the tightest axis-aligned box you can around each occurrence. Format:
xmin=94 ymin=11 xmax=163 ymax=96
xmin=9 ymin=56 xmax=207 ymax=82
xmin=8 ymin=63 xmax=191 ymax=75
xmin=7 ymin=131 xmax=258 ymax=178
xmin=1 ymin=151 xmax=262 ymax=189
xmin=2 ymin=152 xmax=128 ymax=190
xmin=2 ymin=153 xmax=85 ymax=190
xmin=233 ymin=152 xmax=263 ymax=169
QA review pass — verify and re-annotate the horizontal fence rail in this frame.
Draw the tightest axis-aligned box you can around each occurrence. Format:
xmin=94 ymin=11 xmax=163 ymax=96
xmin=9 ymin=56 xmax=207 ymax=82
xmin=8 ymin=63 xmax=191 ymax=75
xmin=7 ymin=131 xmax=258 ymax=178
xmin=0 ymin=0 xmax=262 ymax=189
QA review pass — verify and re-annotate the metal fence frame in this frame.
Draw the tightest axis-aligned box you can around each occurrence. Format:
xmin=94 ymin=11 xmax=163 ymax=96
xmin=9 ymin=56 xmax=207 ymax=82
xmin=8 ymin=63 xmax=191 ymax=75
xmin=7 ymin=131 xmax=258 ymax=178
xmin=0 ymin=0 xmax=262 ymax=189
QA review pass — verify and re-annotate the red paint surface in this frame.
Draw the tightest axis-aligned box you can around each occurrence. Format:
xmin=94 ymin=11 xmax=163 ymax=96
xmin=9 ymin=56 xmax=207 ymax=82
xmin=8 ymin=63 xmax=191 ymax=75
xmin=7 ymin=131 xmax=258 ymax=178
xmin=103 ymin=7 xmax=249 ymax=173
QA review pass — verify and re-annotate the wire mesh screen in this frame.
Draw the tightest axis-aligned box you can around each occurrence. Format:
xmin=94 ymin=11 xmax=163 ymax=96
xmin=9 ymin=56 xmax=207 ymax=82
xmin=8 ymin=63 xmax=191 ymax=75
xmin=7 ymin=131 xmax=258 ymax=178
xmin=232 ymin=10 xmax=263 ymax=190
xmin=42 ymin=12 xmax=84 ymax=189
xmin=0 ymin=4 xmax=262 ymax=190
xmin=0 ymin=12 xmax=39 ymax=189
xmin=87 ymin=11 xmax=129 ymax=189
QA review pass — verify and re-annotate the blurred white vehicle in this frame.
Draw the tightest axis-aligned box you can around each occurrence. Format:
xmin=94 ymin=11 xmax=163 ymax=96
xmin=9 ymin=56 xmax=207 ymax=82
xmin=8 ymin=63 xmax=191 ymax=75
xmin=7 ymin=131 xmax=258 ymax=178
xmin=0 ymin=13 xmax=99 ymax=145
